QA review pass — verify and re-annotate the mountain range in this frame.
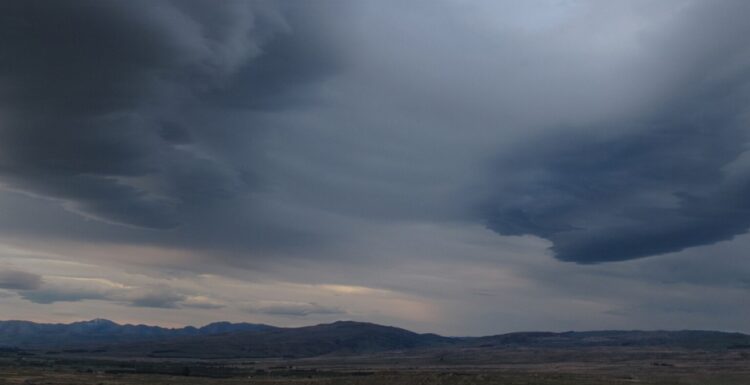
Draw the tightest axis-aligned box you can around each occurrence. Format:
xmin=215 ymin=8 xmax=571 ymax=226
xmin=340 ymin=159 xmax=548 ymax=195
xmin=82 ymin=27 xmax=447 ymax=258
xmin=1 ymin=319 xmax=749 ymax=358
xmin=0 ymin=318 xmax=273 ymax=348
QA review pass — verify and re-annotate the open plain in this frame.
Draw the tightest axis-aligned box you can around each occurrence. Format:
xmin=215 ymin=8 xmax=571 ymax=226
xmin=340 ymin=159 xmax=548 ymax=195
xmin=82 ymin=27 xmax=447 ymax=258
xmin=1 ymin=346 xmax=748 ymax=385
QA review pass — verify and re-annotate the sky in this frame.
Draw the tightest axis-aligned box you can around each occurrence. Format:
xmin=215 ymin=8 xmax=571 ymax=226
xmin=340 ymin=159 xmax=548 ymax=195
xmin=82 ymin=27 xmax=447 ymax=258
xmin=0 ymin=0 xmax=749 ymax=336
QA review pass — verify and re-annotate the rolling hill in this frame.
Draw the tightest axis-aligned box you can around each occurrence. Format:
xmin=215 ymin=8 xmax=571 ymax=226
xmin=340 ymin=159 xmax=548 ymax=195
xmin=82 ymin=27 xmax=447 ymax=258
xmin=113 ymin=320 xmax=455 ymax=358
xmin=468 ymin=330 xmax=750 ymax=350
xmin=1 ymin=319 xmax=748 ymax=359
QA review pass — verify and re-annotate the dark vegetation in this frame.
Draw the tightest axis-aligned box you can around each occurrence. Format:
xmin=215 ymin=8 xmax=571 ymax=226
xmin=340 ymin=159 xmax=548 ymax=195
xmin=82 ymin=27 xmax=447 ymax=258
xmin=0 ymin=346 xmax=749 ymax=385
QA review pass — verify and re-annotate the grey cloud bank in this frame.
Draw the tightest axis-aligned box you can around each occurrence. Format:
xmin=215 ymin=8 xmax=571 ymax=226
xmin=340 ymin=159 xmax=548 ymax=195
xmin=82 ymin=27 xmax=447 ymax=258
xmin=0 ymin=0 xmax=341 ymax=230
xmin=244 ymin=301 xmax=345 ymax=317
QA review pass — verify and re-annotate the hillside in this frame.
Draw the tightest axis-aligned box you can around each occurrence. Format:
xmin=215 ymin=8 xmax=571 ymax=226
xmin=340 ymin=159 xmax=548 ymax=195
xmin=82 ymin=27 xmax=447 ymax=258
xmin=469 ymin=330 xmax=750 ymax=350
xmin=114 ymin=320 xmax=455 ymax=358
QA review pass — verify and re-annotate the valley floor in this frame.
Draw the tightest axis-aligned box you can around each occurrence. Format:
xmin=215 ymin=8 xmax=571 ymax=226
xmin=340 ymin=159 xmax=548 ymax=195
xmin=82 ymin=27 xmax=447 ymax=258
xmin=1 ymin=367 xmax=749 ymax=385
xmin=0 ymin=347 xmax=748 ymax=385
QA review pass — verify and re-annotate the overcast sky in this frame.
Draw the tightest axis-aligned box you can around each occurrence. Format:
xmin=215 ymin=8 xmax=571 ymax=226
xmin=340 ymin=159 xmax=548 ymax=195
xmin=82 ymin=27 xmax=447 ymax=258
xmin=0 ymin=0 xmax=749 ymax=335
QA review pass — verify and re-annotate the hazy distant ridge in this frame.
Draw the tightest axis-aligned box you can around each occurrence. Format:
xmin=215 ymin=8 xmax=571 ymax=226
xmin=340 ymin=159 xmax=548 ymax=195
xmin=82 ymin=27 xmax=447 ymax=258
xmin=0 ymin=318 xmax=274 ymax=348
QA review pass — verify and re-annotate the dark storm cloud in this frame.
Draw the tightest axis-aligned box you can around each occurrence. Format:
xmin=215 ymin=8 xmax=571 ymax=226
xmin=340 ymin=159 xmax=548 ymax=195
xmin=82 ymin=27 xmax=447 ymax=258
xmin=2 ymin=0 xmax=749 ymax=273
xmin=484 ymin=124 xmax=750 ymax=263
xmin=483 ymin=0 xmax=750 ymax=263
xmin=0 ymin=0 xmax=341 ymax=229
xmin=205 ymin=1 xmax=346 ymax=110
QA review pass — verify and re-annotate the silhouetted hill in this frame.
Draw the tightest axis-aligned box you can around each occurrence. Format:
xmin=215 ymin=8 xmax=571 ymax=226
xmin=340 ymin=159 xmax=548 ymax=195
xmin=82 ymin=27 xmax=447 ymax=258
xmin=468 ymin=330 xmax=750 ymax=350
xmin=0 ymin=319 xmax=275 ymax=348
xmin=120 ymin=321 xmax=455 ymax=358
xmin=1 ymin=319 xmax=748 ymax=359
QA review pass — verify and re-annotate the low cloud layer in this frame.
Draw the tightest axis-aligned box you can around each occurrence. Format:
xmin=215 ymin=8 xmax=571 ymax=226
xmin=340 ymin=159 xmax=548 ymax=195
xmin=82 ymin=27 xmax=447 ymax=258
xmin=244 ymin=301 xmax=345 ymax=317
xmin=3 ymin=273 xmax=196 ymax=309
xmin=0 ymin=270 xmax=42 ymax=290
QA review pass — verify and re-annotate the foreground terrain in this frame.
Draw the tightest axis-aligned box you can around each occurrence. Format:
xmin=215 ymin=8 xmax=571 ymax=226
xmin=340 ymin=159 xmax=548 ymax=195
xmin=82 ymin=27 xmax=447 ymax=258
xmin=0 ymin=346 xmax=748 ymax=385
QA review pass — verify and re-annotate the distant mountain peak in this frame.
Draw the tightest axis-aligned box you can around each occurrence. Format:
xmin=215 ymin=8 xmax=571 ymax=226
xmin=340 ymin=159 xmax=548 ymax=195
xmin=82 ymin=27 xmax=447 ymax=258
xmin=83 ymin=318 xmax=118 ymax=325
